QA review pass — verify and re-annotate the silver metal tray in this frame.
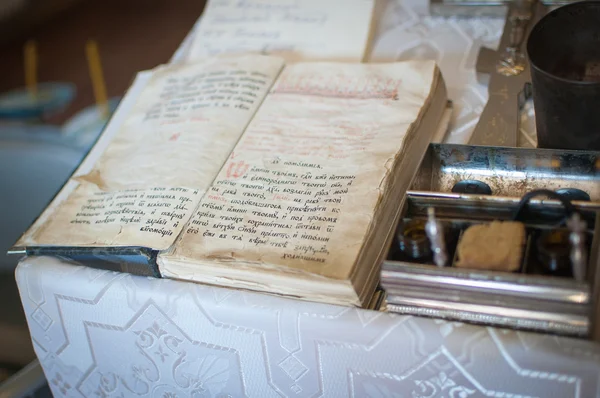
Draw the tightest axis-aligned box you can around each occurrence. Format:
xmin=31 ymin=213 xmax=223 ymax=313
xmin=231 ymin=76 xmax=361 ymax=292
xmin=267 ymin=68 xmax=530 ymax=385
xmin=381 ymin=144 xmax=600 ymax=339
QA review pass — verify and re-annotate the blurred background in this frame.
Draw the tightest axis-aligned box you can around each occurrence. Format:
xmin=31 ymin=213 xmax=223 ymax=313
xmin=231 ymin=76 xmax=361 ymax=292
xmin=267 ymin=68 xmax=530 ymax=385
xmin=0 ymin=0 xmax=206 ymax=394
xmin=0 ymin=0 xmax=206 ymax=123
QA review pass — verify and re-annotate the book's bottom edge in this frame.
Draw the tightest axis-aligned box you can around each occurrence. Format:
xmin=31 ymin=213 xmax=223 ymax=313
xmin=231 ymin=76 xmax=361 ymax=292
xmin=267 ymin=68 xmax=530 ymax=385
xmin=158 ymin=256 xmax=363 ymax=307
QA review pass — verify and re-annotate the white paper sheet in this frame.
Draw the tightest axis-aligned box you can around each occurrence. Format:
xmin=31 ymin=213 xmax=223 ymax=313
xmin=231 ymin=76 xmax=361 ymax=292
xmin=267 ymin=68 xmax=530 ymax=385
xmin=187 ymin=0 xmax=376 ymax=62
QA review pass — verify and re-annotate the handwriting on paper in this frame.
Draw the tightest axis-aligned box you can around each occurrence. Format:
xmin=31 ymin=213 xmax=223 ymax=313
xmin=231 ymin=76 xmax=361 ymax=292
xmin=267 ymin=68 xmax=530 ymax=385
xmin=144 ymin=69 xmax=270 ymax=123
xmin=236 ymin=118 xmax=379 ymax=159
xmin=92 ymin=58 xmax=281 ymax=192
xmin=186 ymin=164 xmax=356 ymax=264
xmin=273 ymin=74 xmax=403 ymax=99
xmin=69 ymin=187 xmax=199 ymax=239
xmin=189 ymin=0 xmax=375 ymax=62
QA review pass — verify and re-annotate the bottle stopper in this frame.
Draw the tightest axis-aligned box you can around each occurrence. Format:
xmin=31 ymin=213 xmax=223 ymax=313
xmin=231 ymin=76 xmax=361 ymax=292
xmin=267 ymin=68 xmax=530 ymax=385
xmin=567 ymin=212 xmax=587 ymax=282
xmin=425 ymin=207 xmax=447 ymax=268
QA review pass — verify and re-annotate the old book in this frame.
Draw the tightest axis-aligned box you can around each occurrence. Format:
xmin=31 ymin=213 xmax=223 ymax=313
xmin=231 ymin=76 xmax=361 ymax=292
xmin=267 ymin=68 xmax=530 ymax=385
xmin=158 ymin=60 xmax=448 ymax=306
xmin=12 ymin=55 xmax=448 ymax=306
xmin=13 ymin=55 xmax=285 ymax=263
xmin=186 ymin=0 xmax=377 ymax=62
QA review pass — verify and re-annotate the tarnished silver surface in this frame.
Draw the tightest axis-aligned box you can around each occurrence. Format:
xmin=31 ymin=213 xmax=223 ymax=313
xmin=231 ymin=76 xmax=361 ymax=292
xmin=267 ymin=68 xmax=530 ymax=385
xmin=495 ymin=0 xmax=533 ymax=77
xmin=382 ymin=264 xmax=590 ymax=303
xmin=430 ymin=0 xmax=571 ymax=17
xmin=569 ymin=213 xmax=588 ymax=282
xmin=382 ymin=143 xmax=600 ymax=338
xmin=469 ymin=0 xmax=545 ymax=147
xmin=430 ymin=0 xmax=508 ymax=17
xmin=409 ymin=144 xmax=600 ymax=200
xmin=386 ymin=302 xmax=589 ymax=336
xmin=406 ymin=193 xmax=600 ymax=225
xmin=431 ymin=0 xmax=575 ymax=148
xmin=592 ymin=219 xmax=600 ymax=340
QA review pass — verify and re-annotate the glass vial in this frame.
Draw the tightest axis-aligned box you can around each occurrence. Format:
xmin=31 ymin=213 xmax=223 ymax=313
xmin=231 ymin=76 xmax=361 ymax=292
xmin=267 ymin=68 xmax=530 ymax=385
xmin=397 ymin=219 xmax=432 ymax=261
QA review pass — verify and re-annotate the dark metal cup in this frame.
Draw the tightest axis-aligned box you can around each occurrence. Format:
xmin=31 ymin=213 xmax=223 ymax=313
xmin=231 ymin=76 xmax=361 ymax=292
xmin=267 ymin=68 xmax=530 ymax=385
xmin=527 ymin=1 xmax=600 ymax=150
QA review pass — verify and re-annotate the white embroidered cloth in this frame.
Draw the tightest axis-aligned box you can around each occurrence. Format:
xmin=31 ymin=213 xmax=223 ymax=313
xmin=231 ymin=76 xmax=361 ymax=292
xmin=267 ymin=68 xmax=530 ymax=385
xmin=16 ymin=256 xmax=600 ymax=397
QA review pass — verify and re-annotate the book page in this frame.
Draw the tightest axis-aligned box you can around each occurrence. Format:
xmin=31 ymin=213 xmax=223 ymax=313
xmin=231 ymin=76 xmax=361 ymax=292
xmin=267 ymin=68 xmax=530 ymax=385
xmin=188 ymin=0 xmax=376 ymax=62
xmin=19 ymin=55 xmax=284 ymax=250
xmin=163 ymin=60 xmax=438 ymax=279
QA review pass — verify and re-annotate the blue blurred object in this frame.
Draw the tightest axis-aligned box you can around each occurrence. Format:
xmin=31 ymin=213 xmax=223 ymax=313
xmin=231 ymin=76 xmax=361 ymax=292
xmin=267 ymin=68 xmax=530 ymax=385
xmin=0 ymin=98 xmax=120 ymax=271
xmin=0 ymin=82 xmax=76 ymax=120
xmin=61 ymin=97 xmax=121 ymax=150
xmin=0 ymin=124 xmax=85 ymax=271
xmin=0 ymin=96 xmax=122 ymax=269
xmin=0 ymin=123 xmax=63 ymax=142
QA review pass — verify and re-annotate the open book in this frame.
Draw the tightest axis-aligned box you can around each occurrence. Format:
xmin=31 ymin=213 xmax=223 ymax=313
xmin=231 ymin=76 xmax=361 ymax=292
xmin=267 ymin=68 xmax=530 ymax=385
xmin=12 ymin=54 xmax=448 ymax=306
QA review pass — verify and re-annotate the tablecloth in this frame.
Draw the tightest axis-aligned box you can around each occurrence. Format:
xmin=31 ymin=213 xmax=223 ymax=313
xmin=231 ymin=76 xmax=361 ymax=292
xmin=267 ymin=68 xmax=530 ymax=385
xmin=16 ymin=256 xmax=600 ymax=397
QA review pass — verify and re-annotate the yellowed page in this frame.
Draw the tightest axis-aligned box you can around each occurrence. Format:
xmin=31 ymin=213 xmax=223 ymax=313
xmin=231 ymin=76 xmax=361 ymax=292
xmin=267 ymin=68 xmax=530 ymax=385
xmin=188 ymin=0 xmax=376 ymax=62
xmin=162 ymin=60 xmax=438 ymax=279
xmin=19 ymin=55 xmax=284 ymax=250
